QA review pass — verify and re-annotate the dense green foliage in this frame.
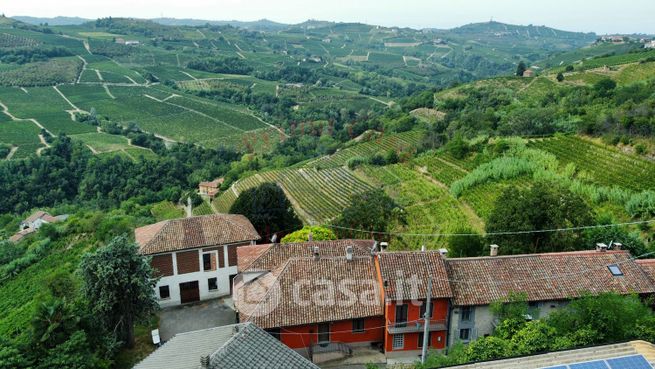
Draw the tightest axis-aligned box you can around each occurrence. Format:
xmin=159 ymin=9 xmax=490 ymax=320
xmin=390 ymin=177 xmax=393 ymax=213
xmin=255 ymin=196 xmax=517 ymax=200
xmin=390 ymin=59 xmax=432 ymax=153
xmin=280 ymin=226 xmax=337 ymax=243
xmin=486 ymin=182 xmax=594 ymax=255
xmin=187 ymin=56 xmax=253 ymax=75
xmin=333 ymin=189 xmax=406 ymax=239
xmin=229 ymin=182 xmax=302 ymax=241
xmin=419 ymin=293 xmax=655 ymax=368
xmin=79 ymin=236 xmax=158 ymax=348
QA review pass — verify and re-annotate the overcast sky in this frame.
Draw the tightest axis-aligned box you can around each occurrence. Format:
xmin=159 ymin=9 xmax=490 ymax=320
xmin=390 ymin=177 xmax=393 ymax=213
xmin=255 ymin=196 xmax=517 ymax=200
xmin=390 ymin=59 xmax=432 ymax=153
xmin=4 ymin=0 xmax=655 ymax=34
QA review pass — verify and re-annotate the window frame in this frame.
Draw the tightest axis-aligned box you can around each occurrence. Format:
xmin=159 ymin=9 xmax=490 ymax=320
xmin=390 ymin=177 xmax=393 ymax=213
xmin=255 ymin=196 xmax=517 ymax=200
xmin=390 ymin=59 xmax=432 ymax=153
xmin=460 ymin=306 xmax=472 ymax=322
xmin=420 ymin=300 xmax=434 ymax=319
xmin=418 ymin=332 xmax=432 ymax=348
xmin=208 ymin=277 xmax=218 ymax=291
xmin=202 ymin=252 xmax=213 ymax=271
xmin=159 ymin=285 xmax=170 ymax=300
xmin=392 ymin=334 xmax=404 ymax=350
xmin=608 ymin=264 xmax=624 ymax=276
xmin=459 ymin=328 xmax=471 ymax=341
xmin=352 ymin=318 xmax=365 ymax=333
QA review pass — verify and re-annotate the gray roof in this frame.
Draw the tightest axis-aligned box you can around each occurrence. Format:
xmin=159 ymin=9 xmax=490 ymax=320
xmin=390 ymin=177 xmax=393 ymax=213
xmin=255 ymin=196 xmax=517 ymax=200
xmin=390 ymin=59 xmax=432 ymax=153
xmin=133 ymin=322 xmax=318 ymax=369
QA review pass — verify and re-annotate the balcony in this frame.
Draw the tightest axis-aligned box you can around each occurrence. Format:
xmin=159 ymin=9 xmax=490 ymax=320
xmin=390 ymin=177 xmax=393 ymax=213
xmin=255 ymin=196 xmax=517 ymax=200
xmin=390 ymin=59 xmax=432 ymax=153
xmin=386 ymin=319 xmax=447 ymax=334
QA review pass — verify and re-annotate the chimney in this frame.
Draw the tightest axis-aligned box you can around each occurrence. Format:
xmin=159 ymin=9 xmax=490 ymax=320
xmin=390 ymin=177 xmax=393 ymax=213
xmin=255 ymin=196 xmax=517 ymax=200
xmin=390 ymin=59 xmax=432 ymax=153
xmin=313 ymin=245 xmax=320 ymax=260
xmin=308 ymin=231 xmax=313 ymax=242
xmin=346 ymin=245 xmax=353 ymax=261
xmin=596 ymin=243 xmax=608 ymax=252
xmin=380 ymin=242 xmax=388 ymax=252
xmin=490 ymin=244 xmax=499 ymax=257
xmin=200 ymin=355 xmax=210 ymax=368
xmin=438 ymin=248 xmax=448 ymax=257
xmin=370 ymin=241 xmax=378 ymax=255
xmin=421 ymin=244 xmax=426 ymax=252
xmin=612 ymin=242 xmax=623 ymax=250
xmin=270 ymin=233 xmax=278 ymax=244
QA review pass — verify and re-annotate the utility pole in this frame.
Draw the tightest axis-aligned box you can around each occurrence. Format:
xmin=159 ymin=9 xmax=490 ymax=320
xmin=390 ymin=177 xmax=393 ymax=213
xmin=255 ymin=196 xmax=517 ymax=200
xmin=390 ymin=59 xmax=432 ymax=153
xmin=421 ymin=277 xmax=432 ymax=364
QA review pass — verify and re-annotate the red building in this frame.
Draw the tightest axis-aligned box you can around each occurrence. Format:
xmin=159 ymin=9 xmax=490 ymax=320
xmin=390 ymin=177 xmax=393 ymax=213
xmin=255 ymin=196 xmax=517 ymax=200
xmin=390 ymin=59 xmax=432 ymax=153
xmin=234 ymin=240 xmax=384 ymax=362
xmin=376 ymin=251 xmax=453 ymax=357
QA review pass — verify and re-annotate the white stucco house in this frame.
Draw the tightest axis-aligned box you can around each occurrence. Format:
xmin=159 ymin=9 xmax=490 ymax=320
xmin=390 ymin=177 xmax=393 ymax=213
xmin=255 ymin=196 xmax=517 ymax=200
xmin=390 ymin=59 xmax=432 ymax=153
xmin=135 ymin=214 xmax=260 ymax=307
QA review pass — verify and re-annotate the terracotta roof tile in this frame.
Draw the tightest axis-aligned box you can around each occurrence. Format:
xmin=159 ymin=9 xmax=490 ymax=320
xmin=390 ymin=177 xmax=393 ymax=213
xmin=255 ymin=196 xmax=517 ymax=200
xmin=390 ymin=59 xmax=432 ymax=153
xmin=445 ymin=250 xmax=655 ymax=306
xmin=135 ymin=214 xmax=260 ymax=255
xmin=378 ymin=251 xmax=452 ymax=301
xmin=237 ymin=244 xmax=274 ymax=272
xmin=244 ymin=239 xmax=375 ymax=272
xmin=636 ymin=259 xmax=655 ymax=284
xmin=236 ymin=256 xmax=382 ymax=329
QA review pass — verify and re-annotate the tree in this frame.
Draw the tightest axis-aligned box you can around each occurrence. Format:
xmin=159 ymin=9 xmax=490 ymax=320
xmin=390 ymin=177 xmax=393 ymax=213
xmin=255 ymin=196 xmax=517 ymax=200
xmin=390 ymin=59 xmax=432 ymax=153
xmin=281 ymin=226 xmax=337 ymax=243
xmin=556 ymin=72 xmax=565 ymax=82
xmin=447 ymin=227 xmax=485 ymax=257
xmin=229 ymin=182 xmax=302 ymax=241
xmin=486 ymin=183 xmax=594 ymax=255
xmin=594 ymin=78 xmax=617 ymax=97
xmin=333 ymin=190 xmax=405 ymax=239
xmin=79 ymin=236 xmax=158 ymax=348
xmin=516 ymin=61 xmax=527 ymax=77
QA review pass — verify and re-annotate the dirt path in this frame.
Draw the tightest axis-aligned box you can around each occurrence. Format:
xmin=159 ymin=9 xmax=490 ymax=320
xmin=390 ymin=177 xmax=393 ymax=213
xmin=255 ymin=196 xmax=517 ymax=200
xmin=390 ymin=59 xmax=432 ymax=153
xmin=415 ymin=166 xmax=484 ymax=232
xmin=103 ymin=85 xmax=115 ymax=99
xmin=0 ymin=99 xmax=56 ymax=137
xmin=5 ymin=146 xmax=17 ymax=160
xmin=180 ymin=71 xmax=198 ymax=80
xmin=76 ymin=55 xmax=88 ymax=83
xmin=367 ymin=96 xmax=392 ymax=107
xmin=82 ymin=40 xmax=92 ymax=54
xmin=124 ymin=75 xmax=137 ymax=84
xmin=53 ymin=86 xmax=83 ymax=112
xmin=196 ymin=29 xmax=206 ymax=39
xmin=176 ymin=54 xmax=181 ymax=67
xmin=94 ymin=69 xmax=103 ymax=81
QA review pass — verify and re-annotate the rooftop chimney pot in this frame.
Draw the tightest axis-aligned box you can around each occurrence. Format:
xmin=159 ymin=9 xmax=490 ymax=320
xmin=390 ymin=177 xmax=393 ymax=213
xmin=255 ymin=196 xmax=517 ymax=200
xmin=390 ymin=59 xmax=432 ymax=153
xmin=313 ymin=245 xmax=320 ymax=260
xmin=346 ymin=245 xmax=353 ymax=261
xmin=596 ymin=243 xmax=608 ymax=252
xmin=490 ymin=244 xmax=499 ymax=257
xmin=308 ymin=232 xmax=313 ymax=242
xmin=438 ymin=248 xmax=448 ymax=257
xmin=380 ymin=242 xmax=388 ymax=252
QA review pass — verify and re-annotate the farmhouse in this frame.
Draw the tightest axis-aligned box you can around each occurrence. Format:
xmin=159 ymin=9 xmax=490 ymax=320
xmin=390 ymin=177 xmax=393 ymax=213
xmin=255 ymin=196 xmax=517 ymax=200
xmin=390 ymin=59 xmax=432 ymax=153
xmin=522 ymin=68 xmax=535 ymax=77
xmin=645 ymin=40 xmax=655 ymax=49
xmin=198 ymin=178 xmax=224 ymax=199
xmin=134 ymin=322 xmax=318 ymax=369
xmin=136 ymin=214 xmax=260 ymax=307
xmin=444 ymin=247 xmax=655 ymax=346
xmin=377 ymin=251 xmax=452 ymax=357
xmin=20 ymin=210 xmax=67 ymax=230
xmin=234 ymin=240 xmax=384 ymax=362
xmin=125 ymin=40 xmax=140 ymax=46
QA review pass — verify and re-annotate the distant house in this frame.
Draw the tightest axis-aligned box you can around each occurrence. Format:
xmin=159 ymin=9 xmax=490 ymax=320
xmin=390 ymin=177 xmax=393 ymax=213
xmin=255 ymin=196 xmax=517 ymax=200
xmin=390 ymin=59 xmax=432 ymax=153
xmin=20 ymin=211 xmax=67 ymax=230
xmin=135 ymin=214 xmax=260 ymax=307
xmin=133 ymin=322 xmax=318 ymax=369
xmin=198 ymin=178 xmax=224 ymax=199
xmin=9 ymin=228 xmax=37 ymax=243
xmin=645 ymin=40 xmax=655 ymax=49
xmin=444 ymin=248 xmax=655 ymax=346
xmin=522 ymin=69 xmax=535 ymax=77
xmin=322 ymin=38 xmax=331 ymax=44
xmin=600 ymin=35 xmax=625 ymax=44
xmin=125 ymin=40 xmax=140 ymax=46
xmin=115 ymin=37 xmax=126 ymax=44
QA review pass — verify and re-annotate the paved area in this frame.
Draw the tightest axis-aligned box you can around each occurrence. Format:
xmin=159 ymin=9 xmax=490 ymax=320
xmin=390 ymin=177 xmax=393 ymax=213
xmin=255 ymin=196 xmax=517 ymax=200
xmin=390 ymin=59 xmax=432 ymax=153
xmin=158 ymin=297 xmax=236 ymax=341
xmin=321 ymin=347 xmax=387 ymax=368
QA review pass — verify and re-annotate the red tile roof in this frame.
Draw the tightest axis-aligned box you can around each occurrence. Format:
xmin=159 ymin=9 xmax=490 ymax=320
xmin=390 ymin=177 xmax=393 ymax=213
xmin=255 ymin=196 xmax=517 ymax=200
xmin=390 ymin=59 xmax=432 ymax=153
xmin=244 ymin=239 xmax=375 ymax=272
xmin=636 ymin=259 xmax=655 ymax=284
xmin=236 ymin=256 xmax=382 ymax=329
xmin=199 ymin=178 xmax=224 ymax=188
xmin=377 ymin=251 xmax=452 ymax=301
xmin=24 ymin=211 xmax=58 ymax=224
xmin=135 ymin=214 xmax=260 ymax=255
xmin=9 ymin=228 xmax=37 ymax=243
xmin=445 ymin=250 xmax=655 ymax=306
xmin=237 ymin=244 xmax=274 ymax=272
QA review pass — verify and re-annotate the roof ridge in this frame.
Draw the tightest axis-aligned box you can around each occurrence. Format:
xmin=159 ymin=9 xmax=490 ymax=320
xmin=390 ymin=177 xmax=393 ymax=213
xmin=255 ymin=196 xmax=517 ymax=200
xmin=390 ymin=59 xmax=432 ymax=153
xmin=446 ymin=250 xmax=627 ymax=261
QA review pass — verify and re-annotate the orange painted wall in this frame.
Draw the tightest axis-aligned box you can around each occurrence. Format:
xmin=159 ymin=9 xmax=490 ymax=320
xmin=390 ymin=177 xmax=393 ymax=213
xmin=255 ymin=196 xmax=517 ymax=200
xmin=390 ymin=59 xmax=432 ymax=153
xmin=280 ymin=316 xmax=385 ymax=349
xmin=384 ymin=298 xmax=449 ymax=352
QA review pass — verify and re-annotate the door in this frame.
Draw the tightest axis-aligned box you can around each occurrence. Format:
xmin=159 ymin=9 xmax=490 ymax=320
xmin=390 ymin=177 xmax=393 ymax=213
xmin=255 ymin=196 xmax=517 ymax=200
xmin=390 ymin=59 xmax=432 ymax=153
xmin=317 ymin=323 xmax=330 ymax=344
xmin=179 ymin=281 xmax=200 ymax=304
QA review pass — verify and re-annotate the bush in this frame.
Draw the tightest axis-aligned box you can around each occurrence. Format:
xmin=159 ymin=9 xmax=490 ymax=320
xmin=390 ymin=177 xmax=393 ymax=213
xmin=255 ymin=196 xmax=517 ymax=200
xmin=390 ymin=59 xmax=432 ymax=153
xmin=281 ymin=226 xmax=336 ymax=243
xmin=346 ymin=156 xmax=366 ymax=170
xmin=635 ymin=143 xmax=647 ymax=155
xmin=626 ymin=191 xmax=655 ymax=218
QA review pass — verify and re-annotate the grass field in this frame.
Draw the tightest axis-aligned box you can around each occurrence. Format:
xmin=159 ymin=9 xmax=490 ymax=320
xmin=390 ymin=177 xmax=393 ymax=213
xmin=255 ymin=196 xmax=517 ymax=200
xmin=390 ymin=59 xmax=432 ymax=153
xmin=0 ymin=118 xmax=43 ymax=159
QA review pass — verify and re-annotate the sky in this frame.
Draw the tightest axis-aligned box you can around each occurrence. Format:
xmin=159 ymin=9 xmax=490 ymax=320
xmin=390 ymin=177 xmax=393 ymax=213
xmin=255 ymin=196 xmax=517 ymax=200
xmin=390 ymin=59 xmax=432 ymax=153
xmin=3 ymin=0 xmax=655 ymax=35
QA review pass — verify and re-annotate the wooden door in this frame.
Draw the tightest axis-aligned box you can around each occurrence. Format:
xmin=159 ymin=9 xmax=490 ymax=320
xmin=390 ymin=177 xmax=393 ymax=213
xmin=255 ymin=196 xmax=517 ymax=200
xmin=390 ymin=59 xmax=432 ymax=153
xmin=179 ymin=281 xmax=200 ymax=304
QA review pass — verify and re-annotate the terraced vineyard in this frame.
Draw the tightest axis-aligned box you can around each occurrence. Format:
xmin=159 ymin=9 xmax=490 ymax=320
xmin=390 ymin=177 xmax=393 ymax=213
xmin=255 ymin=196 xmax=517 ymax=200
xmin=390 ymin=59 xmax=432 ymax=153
xmin=192 ymin=200 xmax=215 ymax=216
xmin=214 ymin=167 xmax=373 ymax=223
xmin=307 ymin=131 xmax=424 ymax=169
xmin=529 ymin=135 xmax=655 ymax=192
xmin=0 ymin=118 xmax=43 ymax=159
xmin=413 ymin=153 xmax=468 ymax=186
xmin=356 ymin=163 xmax=479 ymax=248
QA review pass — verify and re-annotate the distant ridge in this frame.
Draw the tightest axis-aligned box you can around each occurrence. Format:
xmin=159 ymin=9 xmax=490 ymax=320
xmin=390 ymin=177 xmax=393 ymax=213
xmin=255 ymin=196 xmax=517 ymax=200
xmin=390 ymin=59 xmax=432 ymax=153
xmin=13 ymin=16 xmax=91 ymax=26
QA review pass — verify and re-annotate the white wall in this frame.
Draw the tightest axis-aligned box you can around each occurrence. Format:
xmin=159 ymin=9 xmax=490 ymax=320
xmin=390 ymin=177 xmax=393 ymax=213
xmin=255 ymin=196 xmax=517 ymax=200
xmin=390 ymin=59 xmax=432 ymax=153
xmin=155 ymin=246 xmax=238 ymax=308
xmin=448 ymin=300 xmax=568 ymax=347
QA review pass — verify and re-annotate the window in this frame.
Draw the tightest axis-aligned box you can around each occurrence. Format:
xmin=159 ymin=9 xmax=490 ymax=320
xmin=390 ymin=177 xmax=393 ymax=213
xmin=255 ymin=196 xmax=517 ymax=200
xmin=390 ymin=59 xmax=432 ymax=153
xmin=352 ymin=318 xmax=365 ymax=333
xmin=419 ymin=301 xmax=433 ymax=319
xmin=459 ymin=328 xmax=470 ymax=341
xmin=208 ymin=277 xmax=218 ymax=291
xmin=608 ymin=264 xmax=623 ymax=276
xmin=159 ymin=285 xmax=170 ymax=300
xmin=318 ymin=323 xmax=330 ymax=344
xmin=395 ymin=304 xmax=408 ymax=327
xmin=202 ymin=253 xmax=213 ymax=271
xmin=418 ymin=332 xmax=431 ymax=348
xmin=460 ymin=306 xmax=472 ymax=322
xmin=392 ymin=334 xmax=404 ymax=350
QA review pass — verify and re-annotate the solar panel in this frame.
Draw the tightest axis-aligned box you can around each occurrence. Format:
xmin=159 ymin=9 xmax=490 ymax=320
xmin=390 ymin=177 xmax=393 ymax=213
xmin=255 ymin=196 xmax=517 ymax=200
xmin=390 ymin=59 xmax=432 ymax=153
xmin=569 ymin=361 xmax=610 ymax=369
xmin=607 ymin=355 xmax=654 ymax=369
